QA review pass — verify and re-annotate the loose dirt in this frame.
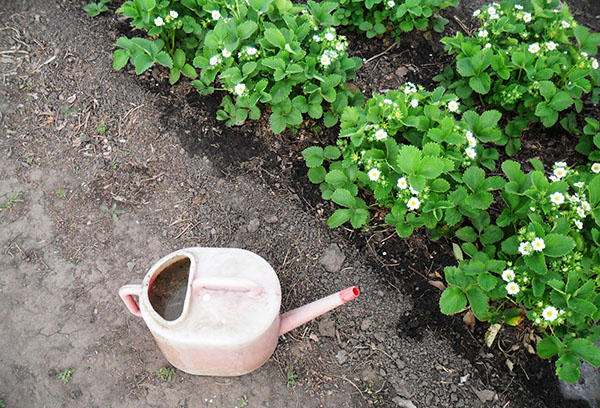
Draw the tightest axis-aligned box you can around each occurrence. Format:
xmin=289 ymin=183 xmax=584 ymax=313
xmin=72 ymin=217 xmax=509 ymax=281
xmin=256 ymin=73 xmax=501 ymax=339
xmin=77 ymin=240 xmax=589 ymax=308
xmin=0 ymin=0 xmax=596 ymax=407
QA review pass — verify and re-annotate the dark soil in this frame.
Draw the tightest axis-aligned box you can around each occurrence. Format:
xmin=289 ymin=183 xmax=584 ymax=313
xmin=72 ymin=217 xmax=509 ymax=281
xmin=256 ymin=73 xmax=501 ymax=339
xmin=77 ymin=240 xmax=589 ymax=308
xmin=0 ymin=0 xmax=598 ymax=407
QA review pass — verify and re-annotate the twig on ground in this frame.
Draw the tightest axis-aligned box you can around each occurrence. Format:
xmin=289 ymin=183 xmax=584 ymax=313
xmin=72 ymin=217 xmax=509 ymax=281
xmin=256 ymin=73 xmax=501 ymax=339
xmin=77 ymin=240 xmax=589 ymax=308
xmin=363 ymin=42 xmax=399 ymax=65
xmin=454 ymin=16 xmax=472 ymax=36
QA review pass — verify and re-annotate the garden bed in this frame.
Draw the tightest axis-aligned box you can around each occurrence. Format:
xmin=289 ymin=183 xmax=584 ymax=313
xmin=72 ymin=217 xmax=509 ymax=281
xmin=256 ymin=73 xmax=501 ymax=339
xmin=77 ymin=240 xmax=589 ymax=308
xmin=0 ymin=0 xmax=598 ymax=407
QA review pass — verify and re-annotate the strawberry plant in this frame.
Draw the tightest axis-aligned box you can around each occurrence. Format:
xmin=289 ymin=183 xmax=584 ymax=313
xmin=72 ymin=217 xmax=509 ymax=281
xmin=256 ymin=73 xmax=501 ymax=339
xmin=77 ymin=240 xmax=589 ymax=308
xmin=113 ymin=0 xmax=363 ymax=134
xmin=303 ymin=85 xmax=504 ymax=240
xmin=441 ymin=160 xmax=600 ymax=383
xmin=334 ymin=0 xmax=458 ymax=39
xmin=435 ymin=0 xmax=600 ymax=155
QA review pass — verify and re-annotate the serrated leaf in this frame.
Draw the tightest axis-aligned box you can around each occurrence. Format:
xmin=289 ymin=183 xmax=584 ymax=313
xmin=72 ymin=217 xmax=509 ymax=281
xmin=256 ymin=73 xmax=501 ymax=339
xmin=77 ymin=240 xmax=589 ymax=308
xmin=439 ymin=286 xmax=466 ymax=315
xmin=568 ymin=339 xmax=600 ymax=366
xmin=328 ymin=208 xmax=351 ymax=228
xmin=331 ymin=189 xmax=355 ymax=208
xmin=538 ymin=336 xmax=561 ymax=358
xmin=544 ymin=234 xmax=575 ymax=257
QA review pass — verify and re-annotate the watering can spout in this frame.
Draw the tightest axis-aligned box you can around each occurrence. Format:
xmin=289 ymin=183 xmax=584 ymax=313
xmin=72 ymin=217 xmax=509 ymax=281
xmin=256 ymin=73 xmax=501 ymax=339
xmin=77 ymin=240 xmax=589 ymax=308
xmin=279 ymin=286 xmax=360 ymax=336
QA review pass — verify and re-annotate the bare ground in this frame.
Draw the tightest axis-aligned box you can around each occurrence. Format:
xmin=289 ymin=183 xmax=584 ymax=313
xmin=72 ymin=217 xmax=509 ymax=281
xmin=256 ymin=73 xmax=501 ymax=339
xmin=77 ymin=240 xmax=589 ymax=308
xmin=0 ymin=0 xmax=595 ymax=407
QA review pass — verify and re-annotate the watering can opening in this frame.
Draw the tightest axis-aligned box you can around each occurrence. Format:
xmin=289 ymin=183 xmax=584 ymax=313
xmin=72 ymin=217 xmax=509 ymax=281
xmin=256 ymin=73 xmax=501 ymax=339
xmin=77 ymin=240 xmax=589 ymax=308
xmin=148 ymin=255 xmax=192 ymax=321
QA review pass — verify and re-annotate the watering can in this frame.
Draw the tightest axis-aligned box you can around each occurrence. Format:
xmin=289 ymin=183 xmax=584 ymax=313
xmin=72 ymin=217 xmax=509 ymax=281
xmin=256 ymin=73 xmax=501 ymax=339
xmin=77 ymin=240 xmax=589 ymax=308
xmin=118 ymin=247 xmax=359 ymax=376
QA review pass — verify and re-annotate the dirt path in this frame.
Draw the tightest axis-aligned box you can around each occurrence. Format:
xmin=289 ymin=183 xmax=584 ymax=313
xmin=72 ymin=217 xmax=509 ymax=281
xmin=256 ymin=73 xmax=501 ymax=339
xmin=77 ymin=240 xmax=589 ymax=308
xmin=0 ymin=1 xmax=590 ymax=407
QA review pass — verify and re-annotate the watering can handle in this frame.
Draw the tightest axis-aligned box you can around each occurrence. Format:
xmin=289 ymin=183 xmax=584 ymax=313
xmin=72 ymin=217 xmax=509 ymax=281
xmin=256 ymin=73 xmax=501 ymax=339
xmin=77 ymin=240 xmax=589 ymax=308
xmin=192 ymin=277 xmax=263 ymax=298
xmin=119 ymin=284 xmax=143 ymax=317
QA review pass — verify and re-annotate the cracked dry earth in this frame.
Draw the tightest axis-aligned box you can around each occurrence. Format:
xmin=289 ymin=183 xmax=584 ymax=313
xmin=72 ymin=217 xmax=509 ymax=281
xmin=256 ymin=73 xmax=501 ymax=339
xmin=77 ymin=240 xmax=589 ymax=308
xmin=0 ymin=0 xmax=592 ymax=407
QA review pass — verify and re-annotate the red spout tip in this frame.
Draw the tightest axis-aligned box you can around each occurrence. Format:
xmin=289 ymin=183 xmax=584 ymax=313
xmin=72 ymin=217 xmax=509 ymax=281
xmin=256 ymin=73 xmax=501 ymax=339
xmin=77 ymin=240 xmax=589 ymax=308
xmin=340 ymin=286 xmax=360 ymax=303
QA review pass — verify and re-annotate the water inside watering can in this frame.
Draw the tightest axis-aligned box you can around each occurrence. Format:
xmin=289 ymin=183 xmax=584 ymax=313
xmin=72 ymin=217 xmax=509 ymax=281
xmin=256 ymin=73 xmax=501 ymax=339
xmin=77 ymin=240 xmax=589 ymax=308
xmin=148 ymin=257 xmax=190 ymax=321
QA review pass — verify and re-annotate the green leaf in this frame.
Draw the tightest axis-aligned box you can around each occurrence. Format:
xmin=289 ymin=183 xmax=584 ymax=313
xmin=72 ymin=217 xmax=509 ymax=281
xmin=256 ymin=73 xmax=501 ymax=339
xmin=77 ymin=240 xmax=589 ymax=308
xmin=469 ymin=73 xmax=491 ymax=94
xmin=439 ymin=286 xmax=467 ymax=315
xmin=325 ymin=169 xmax=348 ymax=187
xmin=324 ymin=146 xmax=341 ymax=160
xmin=328 ymin=208 xmax=351 ymax=228
xmin=539 ymin=81 xmax=556 ymax=100
xmin=113 ymin=49 xmax=129 ymax=71
xmin=477 ymin=273 xmax=497 ymax=292
xmin=467 ymin=286 xmax=489 ymax=320
xmin=350 ymin=208 xmax=370 ymax=228
xmin=238 ymin=21 xmax=258 ymax=39
xmin=568 ymin=339 xmax=600 ymax=366
xmin=302 ymin=146 xmax=324 ymax=168
xmin=181 ymin=64 xmax=197 ymax=79
xmin=480 ymin=225 xmax=503 ymax=245
xmin=549 ymin=92 xmax=574 ymax=111
xmin=525 ymin=252 xmax=547 ymax=275
xmin=569 ymin=298 xmax=597 ymax=315
xmin=537 ymin=336 xmax=561 ymax=358
xmin=133 ymin=53 xmax=154 ymax=75
xmin=544 ymin=234 xmax=575 ymax=257
xmin=556 ymin=354 xmax=581 ymax=384
xmin=417 ymin=157 xmax=444 ymax=179
xmin=270 ymin=112 xmax=286 ymax=134
xmin=307 ymin=166 xmax=326 ymax=184
xmin=463 ymin=166 xmax=485 ymax=191
xmin=456 ymin=226 xmax=477 ymax=242
xmin=331 ymin=188 xmax=355 ymax=208
xmin=264 ymin=28 xmax=286 ymax=48
xmin=397 ymin=145 xmax=421 ymax=174
xmin=155 ymin=51 xmax=173 ymax=68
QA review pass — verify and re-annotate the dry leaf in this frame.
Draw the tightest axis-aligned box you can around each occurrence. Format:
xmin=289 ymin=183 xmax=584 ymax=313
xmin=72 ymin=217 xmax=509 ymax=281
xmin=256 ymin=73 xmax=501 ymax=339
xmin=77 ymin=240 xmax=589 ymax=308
xmin=463 ymin=310 xmax=475 ymax=330
xmin=309 ymin=333 xmax=319 ymax=342
xmin=485 ymin=323 xmax=501 ymax=348
xmin=428 ymin=280 xmax=446 ymax=291
xmin=506 ymin=359 xmax=514 ymax=371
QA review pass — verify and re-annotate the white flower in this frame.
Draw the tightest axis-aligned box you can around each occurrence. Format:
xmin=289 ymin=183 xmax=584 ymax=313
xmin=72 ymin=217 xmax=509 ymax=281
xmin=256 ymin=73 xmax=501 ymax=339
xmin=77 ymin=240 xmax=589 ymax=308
xmin=561 ymin=20 xmax=570 ymax=29
xmin=485 ymin=43 xmax=492 ymax=49
xmin=502 ymin=269 xmax=515 ymax=282
xmin=397 ymin=177 xmax=408 ymax=190
xmin=550 ymin=192 xmax=565 ymax=205
xmin=209 ymin=55 xmax=220 ymax=66
xmin=581 ymin=52 xmax=588 ymax=58
xmin=574 ymin=181 xmax=585 ymax=188
xmin=535 ymin=318 xmax=541 ymax=324
xmin=553 ymin=167 xmax=567 ymax=179
xmin=473 ymin=9 xmax=481 ymax=17
xmin=324 ymin=32 xmax=335 ymax=41
xmin=506 ymin=282 xmax=520 ymax=295
xmin=530 ymin=207 xmax=536 ymax=211
xmin=528 ymin=43 xmax=540 ymax=54
xmin=554 ymin=161 xmax=567 ymax=167
xmin=383 ymin=98 xmax=393 ymax=104
xmin=374 ymin=129 xmax=388 ymax=140
xmin=577 ymin=207 xmax=586 ymax=218
xmin=523 ymin=12 xmax=532 ymax=23
xmin=387 ymin=0 xmax=395 ymax=6
xmin=592 ymin=163 xmax=600 ymax=173
xmin=169 ymin=10 xmax=179 ymax=19
xmin=410 ymin=99 xmax=419 ymax=108
xmin=154 ymin=16 xmax=164 ymax=26
xmin=447 ymin=100 xmax=459 ymax=112
xmin=465 ymin=147 xmax=477 ymax=159
xmin=234 ymin=83 xmax=246 ymax=96
xmin=368 ymin=168 xmax=381 ymax=181
xmin=313 ymin=34 xmax=321 ymax=42
xmin=212 ymin=10 xmax=221 ymax=20
xmin=407 ymin=197 xmax=421 ymax=210
xmin=320 ymin=54 xmax=331 ymax=67
xmin=542 ymin=306 xmax=558 ymax=322
xmin=569 ymin=194 xmax=580 ymax=203
xmin=487 ymin=6 xmax=496 ymax=15
xmin=246 ymin=47 xmax=257 ymax=56
xmin=409 ymin=185 xmax=419 ymax=195
xmin=478 ymin=30 xmax=488 ymax=38
xmin=489 ymin=13 xmax=499 ymax=20
xmin=514 ymin=4 xmax=523 ymax=10
xmin=582 ymin=201 xmax=591 ymax=211
xmin=518 ymin=242 xmax=532 ymax=256
xmin=466 ymin=134 xmax=477 ymax=147
xmin=224 ymin=17 xmax=231 ymax=23
xmin=593 ymin=59 xmax=599 ymax=69
xmin=574 ymin=219 xmax=583 ymax=230
xmin=222 ymin=48 xmax=231 ymax=58
xmin=531 ymin=237 xmax=545 ymax=252
xmin=546 ymin=41 xmax=557 ymax=51
xmin=336 ymin=42 xmax=344 ymax=51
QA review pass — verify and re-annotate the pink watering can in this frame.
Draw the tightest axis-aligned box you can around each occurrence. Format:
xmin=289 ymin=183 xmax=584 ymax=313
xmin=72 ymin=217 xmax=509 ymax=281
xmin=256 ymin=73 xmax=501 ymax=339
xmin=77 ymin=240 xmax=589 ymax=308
xmin=119 ymin=247 xmax=359 ymax=376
